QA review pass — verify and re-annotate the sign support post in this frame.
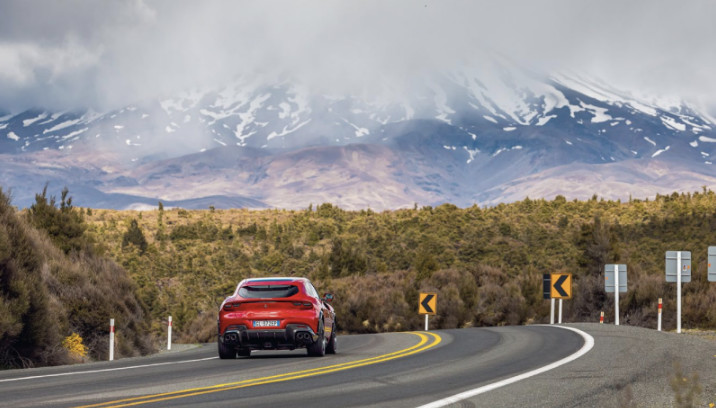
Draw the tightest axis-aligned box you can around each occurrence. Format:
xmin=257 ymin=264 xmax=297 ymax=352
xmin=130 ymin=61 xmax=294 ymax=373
xmin=657 ymin=298 xmax=662 ymax=331
xmin=168 ymin=316 xmax=172 ymax=351
xmin=677 ymin=251 xmax=681 ymax=334
xmin=550 ymin=298 xmax=555 ymax=325
xmin=558 ymin=299 xmax=563 ymax=324
xmin=109 ymin=318 xmax=115 ymax=361
xmin=425 ymin=314 xmax=429 ymax=331
xmin=614 ymin=266 xmax=620 ymax=326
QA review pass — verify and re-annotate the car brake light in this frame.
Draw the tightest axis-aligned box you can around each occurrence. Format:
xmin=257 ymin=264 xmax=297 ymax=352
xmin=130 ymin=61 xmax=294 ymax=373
xmin=223 ymin=303 xmax=241 ymax=311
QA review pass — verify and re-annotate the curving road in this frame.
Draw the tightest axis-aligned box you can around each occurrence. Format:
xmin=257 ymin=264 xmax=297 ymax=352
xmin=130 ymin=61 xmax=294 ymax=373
xmin=0 ymin=325 xmax=583 ymax=408
xmin=2 ymin=324 xmax=713 ymax=407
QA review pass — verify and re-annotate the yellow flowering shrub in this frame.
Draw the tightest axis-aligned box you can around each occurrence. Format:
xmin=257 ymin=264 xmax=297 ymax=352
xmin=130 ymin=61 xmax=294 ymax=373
xmin=62 ymin=333 xmax=88 ymax=359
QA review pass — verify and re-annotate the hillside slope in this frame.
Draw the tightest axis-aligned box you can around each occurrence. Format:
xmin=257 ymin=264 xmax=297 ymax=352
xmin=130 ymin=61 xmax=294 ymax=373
xmin=84 ymin=191 xmax=716 ymax=342
xmin=0 ymin=188 xmax=154 ymax=368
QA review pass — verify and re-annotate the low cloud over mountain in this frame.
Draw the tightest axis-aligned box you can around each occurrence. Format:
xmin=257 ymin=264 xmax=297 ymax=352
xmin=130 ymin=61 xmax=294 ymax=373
xmin=2 ymin=63 xmax=716 ymax=210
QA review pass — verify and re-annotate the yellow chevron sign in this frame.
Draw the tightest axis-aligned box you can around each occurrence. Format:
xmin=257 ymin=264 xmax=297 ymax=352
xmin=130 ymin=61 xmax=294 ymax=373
xmin=419 ymin=293 xmax=437 ymax=315
xmin=550 ymin=273 xmax=572 ymax=299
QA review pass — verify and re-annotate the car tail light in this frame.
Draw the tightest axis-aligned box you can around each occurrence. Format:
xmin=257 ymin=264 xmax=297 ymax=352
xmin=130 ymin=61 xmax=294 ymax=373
xmin=223 ymin=303 xmax=241 ymax=311
xmin=292 ymin=301 xmax=313 ymax=309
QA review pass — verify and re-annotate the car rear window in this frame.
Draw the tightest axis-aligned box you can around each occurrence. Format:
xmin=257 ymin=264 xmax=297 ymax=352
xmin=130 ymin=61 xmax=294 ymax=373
xmin=239 ymin=284 xmax=299 ymax=299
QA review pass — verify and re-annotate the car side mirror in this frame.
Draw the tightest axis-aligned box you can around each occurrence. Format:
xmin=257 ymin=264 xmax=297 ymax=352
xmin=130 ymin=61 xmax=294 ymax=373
xmin=323 ymin=293 xmax=334 ymax=303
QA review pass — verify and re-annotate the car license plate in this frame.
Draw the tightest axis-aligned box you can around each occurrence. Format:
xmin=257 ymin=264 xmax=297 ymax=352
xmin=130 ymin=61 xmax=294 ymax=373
xmin=254 ymin=320 xmax=280 ymax=328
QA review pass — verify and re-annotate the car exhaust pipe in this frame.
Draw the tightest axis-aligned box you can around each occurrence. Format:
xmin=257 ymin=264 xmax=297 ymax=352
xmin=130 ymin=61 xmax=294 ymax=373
xmin=224 ymin=332 xmax=239 ymax=344
xmin=295 ymin=332 xmax=312 ymax=344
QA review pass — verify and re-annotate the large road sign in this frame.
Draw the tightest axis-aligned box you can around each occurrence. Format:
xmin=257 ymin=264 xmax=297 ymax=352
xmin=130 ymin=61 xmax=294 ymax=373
xmin=665 ymin=251 xmax=691 ymax=283
xmin=550 ymin=273 xmax=572 ymax=299
xmin=605 ymin=264 xmax=627 ymax=293
xmin=419 ymin=293 xmax=437 ymax=315
xmin=709 ymin=247 xmax=716 ymax=282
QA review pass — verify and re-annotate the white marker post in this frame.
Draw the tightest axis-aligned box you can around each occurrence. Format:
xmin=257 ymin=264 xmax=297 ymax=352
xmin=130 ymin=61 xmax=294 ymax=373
xmin=550 ymin=298 xmax=555 ymax=325
xmin=167 ymin=316 xmax=172 ymax=351
xmin=614 ymin=267 xmax=620 ymax=326
xmin=677 ymin=252 xmax=682 ymax=333
xmin=109 ymin=318 xmax=115 ymax=361
xmin=558 ymin=299 xmax=563 ymax=324
xmin=657 ymin=298 xmax=662 ymax=331
xmin=600 ymin=311 xmax=604 ymax=324
xmin=424 ymin=314 xmax=429 ymax=331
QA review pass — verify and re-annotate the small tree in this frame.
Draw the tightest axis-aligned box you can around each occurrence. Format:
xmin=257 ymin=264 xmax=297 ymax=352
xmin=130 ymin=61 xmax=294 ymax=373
xmin=26 ymin=185 xmax=90 ymax=254
xmin=122 ymin=219 xmax=148 ymax=254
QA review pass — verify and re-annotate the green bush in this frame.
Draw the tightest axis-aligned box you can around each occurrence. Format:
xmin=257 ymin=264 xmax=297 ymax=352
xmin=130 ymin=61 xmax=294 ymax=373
xmin=0 ymin=187 xmax=154 ymax=368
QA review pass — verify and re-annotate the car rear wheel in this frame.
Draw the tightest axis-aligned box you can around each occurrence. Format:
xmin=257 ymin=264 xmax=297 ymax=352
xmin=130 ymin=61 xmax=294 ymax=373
xmin=326 ymin=324 xmax=337 ymax=354
xmin=218 ymin=339 xmax=236 ymax=359
xmin=307 ymin=321 xmax=326 ymax=357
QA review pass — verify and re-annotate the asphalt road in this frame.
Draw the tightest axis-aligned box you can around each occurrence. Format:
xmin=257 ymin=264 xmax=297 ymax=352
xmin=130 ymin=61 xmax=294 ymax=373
xmin=1 ymin=324 xmax=713 ymax=408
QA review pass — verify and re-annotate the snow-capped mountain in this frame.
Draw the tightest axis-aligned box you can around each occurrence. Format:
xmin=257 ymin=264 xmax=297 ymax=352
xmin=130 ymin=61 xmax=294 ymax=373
xmin=2 ymin=62 xmax=715 ymax=210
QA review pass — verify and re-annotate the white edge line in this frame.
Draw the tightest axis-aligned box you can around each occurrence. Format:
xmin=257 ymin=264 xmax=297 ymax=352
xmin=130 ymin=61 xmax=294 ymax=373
xmin=416 ymin=325 xmax=595 ymax=408
xmin=0 ymin=357 xmax=217 ymax=383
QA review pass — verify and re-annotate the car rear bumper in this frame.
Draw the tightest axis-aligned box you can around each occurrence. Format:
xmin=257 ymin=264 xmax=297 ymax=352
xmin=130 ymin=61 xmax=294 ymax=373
xmin=220 ymin=324 xmax=319 ymax=350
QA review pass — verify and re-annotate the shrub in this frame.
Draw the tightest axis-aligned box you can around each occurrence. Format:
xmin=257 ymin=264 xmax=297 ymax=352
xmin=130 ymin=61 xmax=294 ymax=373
xmin=62 ymin=333 xmax=87 ymax=360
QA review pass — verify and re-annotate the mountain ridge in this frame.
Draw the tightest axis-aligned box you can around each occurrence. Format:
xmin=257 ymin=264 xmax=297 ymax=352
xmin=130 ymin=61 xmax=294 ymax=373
xmin=1 ymin=67 xmax=715 ymax=210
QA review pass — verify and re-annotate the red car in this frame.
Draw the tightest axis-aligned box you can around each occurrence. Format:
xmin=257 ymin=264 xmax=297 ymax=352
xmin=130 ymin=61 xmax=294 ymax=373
xmin=218 ymin=277 xmax=336 ymax=358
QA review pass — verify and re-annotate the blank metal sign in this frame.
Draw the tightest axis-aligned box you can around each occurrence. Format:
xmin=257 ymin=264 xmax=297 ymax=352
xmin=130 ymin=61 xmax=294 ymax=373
xmin=604 ymin=264 xmax=627 ymax=293
xmin=665 ymin=251 xmax=691 ymax=283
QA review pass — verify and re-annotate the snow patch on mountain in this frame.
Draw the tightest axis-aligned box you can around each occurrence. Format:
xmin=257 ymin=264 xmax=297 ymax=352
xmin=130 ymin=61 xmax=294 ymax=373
xmin=661 ymin=116 xmax=686 ymax=131
xmin=652 ymin=146 xmax=670 ymax=158
xmin=43 ymin=119 xmax=81 ymax=134
xmin=581 ymin=101 xmax=612 ymax=123
xmin=60 ymin=128 xmax=88 ymax=140
xmin=23 ymin=113 xmax=48 ymax=127
xmin=267 ymin=119 xmax=311 ymax=141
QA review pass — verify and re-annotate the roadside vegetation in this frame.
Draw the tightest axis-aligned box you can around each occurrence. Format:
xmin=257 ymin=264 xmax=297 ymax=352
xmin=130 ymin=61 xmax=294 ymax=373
xmin=0 ymin=187 xmax=153 ymax=368
xmin=4 ymin=185 xmax=716 ymax=367
xmin=83 ymin=190 xmax=716 ymax=343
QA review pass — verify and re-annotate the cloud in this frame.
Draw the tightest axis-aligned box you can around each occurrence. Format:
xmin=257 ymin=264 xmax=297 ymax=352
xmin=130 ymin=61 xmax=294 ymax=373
xmin=0 ymin=0 xmax=714 ymax=113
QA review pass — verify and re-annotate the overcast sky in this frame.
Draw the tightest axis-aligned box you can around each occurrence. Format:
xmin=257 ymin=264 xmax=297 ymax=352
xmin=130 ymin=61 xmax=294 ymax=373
xmin=0 ymin=0 xmax=714 ymax=114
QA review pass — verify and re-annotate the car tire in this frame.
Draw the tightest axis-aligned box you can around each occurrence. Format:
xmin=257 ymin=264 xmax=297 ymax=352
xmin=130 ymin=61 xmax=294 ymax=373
xmin=307 ymin=321 xmax=326 ymax=357
xmin=237 ymin=348 xmax=251 ymax=357
xmin=326 ymin=324 xmax=337 ymax=354
xmin=218 ymin=338 xmax=236 ymax=359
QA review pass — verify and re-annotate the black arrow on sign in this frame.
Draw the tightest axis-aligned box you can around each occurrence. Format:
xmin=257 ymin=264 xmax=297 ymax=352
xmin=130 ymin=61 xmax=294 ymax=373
xmin=421 ymin=294 xmax=435 ymax=314
xmin=553 ymin=275 xmax=569 ymax=297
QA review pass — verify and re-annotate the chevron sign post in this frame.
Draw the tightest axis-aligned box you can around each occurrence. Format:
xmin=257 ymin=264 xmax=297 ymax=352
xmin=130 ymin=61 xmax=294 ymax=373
xmin=419 ymin=293 xmax=437 ymax=331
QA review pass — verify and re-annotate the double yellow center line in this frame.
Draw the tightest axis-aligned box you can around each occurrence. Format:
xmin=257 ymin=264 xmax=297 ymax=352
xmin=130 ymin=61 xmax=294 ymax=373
xmin=76 ymin=331 xmax=442 ymax=408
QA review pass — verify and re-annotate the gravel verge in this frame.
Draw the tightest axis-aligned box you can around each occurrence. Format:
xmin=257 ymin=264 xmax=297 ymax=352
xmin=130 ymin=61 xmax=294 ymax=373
xmin=463 ymin=323 xmax=716 ymax=408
